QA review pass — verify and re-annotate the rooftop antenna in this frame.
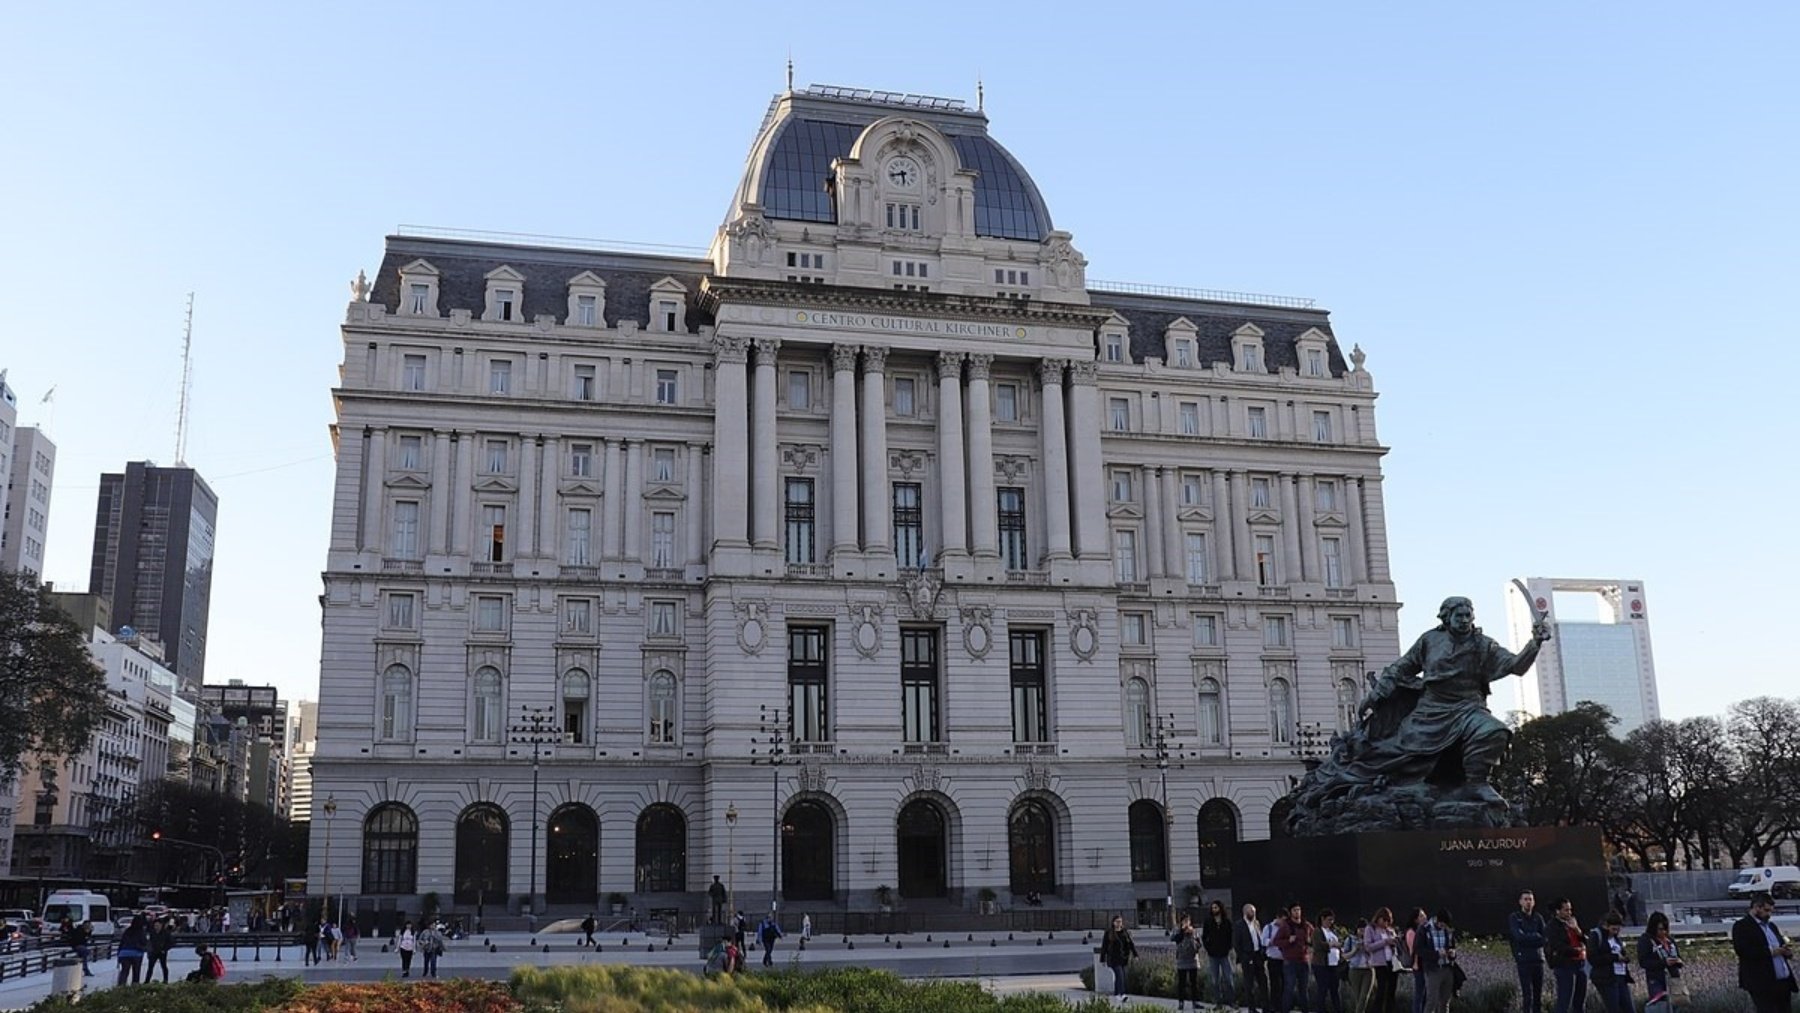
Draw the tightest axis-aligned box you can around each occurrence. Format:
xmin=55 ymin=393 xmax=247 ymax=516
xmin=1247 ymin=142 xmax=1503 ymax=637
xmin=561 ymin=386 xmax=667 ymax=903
xmin=786 ymin=54 xmax=794 ymax=92
xmin=175 ymin=292 xmax=195 ymax=466
xmin=977 ymin=76 xmax=984 ymax=112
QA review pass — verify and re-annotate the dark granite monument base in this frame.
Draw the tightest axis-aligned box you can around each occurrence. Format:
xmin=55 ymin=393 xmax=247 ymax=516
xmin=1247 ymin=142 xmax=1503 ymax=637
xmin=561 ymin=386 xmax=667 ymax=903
xmin=1232 ymin=825 xmax=1607 ymax=936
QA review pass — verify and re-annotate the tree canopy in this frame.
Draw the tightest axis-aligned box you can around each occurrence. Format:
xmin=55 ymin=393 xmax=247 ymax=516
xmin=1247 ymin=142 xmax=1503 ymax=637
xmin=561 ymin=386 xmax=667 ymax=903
xmin=0 ymin=567 xmax=108 ymax=780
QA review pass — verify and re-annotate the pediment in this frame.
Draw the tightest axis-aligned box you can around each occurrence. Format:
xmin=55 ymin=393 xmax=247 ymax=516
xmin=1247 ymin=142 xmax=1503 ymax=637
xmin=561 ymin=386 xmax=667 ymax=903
xmin=485 ymin=264 xmax=526 ymax=283
xmin=1245 ymin=508 xmax=1282 ymax=524
xmin=1106 ymin=504 xmax=1145 ymax=521
xmin=1313 ymin=513 xmax=1347 ymax=528
xmin=559 ymin=480 xmax=601 ymax=498
xmin=1296 ymin=327 xmax=1330 ymax=345
xmin=649 ymin=276 xmax=689 ymax=295
xmin=568 ymin=270 xmax=607 ymax=290
xmin=473 ymin=476 xmax=518 ymax=493
xmin=1176 ymin=506 xmax=1212 ymax=523
xmin=1102 ymin=311 xmax=1131 ymax=332
xmin=1233 ymin=322 xmax=1265 ymax=339
xmin=385 ymin=474 xmax=432 ymax=490
xmin=1164 ymin=316 xmax=1199 ymax=338
xmin=643 ymin=486 xmax=686 ymax=501
xmin=398 ymin=258 xmax=439 ymax=278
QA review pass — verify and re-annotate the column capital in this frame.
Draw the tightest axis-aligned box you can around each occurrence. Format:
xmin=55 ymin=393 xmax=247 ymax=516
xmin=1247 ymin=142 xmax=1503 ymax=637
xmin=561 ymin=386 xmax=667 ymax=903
xmin=831 ymin=343 xmax=860 ymax=372
xmin=713 ymin=335 xmax=749 ymax=364
xmin=965 ymin=353 xmax=994 ymax=381
xmin=752 ymin=337 xmax=782 ymax=362
xmin=1067 ymin=360 xmax=1099 ymax=385
xmin=1037 ymin=358 xmax=1069 ymax=387
xmin=936 ymin=351 xmax=966 ymax=379
xmin=861 ymin=345 xmax=889 ymax=373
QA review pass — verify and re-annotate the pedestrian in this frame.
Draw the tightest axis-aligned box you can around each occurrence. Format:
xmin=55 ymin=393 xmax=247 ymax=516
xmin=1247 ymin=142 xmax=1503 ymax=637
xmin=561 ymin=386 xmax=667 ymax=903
xmin=62 ymin=917 xmax=93 ymax=977
xmin=146 ymin=916 xmax=175 ymax=983
xmin=343 ymin=916 xmax=359 ymax=961
xmin=1347 ymin=918 xmax=1373 ymax=1013
xmin=1265 ymin=909 xmax=1288 ymax=1012
xmin=709 ymin=876 xmax=727 ymax=924
xmin=418 ymin=921 xmax=445 ymax=978
xmin=1202 ymin=900 xmax=1238 ymax=1006
xmin=1364 ymin=908 xmax=1400 ymax=1013
xmin=1509 ymin=891 xmax=1549 ymax=1013
xmin=1415 ymin=910 xmax=1458 ymax=1013
xmin=397 ymin=920 xmax=417 ymax=977
xmin=221 ymin=910 xmax=232 ymax=933
xmin=1544 ymin=898 xmax=1589 ymax=1013
xmin=1638 ymin=911 xmax=1684 ymax=1005
xmin=1237 ymin=903 xmax=1270 ymax=1013
xmin=327 ymin=919 xmax=343 ymax=960
xmin=705 ymin=937 xmax=729 ymax=974
xmin=186 ymin=944 xmax=225 ymax=983
xmin=1103 ymin=913 xmax=1140 ymax=1003
xmin=115 ymin=914 xmax=148 ymax=986
xmin=1273 ymin=903 xmax=1314 ymax=1013
xmin=802 ymin=912 xmax=812 ymax=941
xmin=1403 ymin=908 xmax=1429 ymax=1013
xmin=1732 ymin=892 xmax=1796 ymax=1013
xmin=725 ymin=936 xmax=742 ymax=973
xmin=304 ymin=916 xmax=321 ymax=966
xmin=582 ymin=913 xmax=597 ymax=947
xmin=1587 ymin=911 xmax=1633 ymax=1013
xmin=1169 ymin=912 xmax=1200 ymax=1011
xmin=733 ymin=910 xmax=747 ymax=952
xmin=757 ymin=913 xmax=783 ymax=967
xmin=1313 ymin=908 xmax=1344 ymax=1013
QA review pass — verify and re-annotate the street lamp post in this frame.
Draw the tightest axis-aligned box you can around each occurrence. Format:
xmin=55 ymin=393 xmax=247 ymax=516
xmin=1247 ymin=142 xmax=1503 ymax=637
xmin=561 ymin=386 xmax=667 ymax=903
xmin=510 ymin=705 xmax=554 ymax=927
xmin=321 ymin=797 xmax=337 ymax=925
xmin=752 ymin=705 xmax=787 ymax=915
xmin=725 ymin=803 xmax=737 ymax=921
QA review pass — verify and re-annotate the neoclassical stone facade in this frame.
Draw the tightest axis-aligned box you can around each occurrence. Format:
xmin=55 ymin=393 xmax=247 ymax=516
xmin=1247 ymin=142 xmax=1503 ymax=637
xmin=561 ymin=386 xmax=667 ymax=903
xmin=310 ymin=85 xmax=1401 ymax=920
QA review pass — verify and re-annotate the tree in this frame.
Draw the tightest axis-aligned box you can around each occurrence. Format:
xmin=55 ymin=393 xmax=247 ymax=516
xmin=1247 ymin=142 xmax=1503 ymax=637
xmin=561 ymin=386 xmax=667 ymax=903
xmin=1720 ymin=697 xmax=1800 ymax=865
xmin=1493 ymin=702 xmax=1632 ymax=832
xmin=0 ymin=568 xmax=108 ymax=780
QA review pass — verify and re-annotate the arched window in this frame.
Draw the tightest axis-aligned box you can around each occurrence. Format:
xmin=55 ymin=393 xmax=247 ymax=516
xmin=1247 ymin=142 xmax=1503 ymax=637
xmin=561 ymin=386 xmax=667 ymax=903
xmin=635 ymin=804 xmax=686 ymax=893
xmin=783 ymin=800 xmax=835 ymax=901
xmin=1128 ymin=799 xmax=1167 ymax=883
xmin=1198 ymin=678 xmax=1224 ymax=747
xmin=1269 ymin=797 xmax=1295 ymax=840
xmin=472 ymin=667 xmax=503 ymax=743
xmin=648 ymin=671 xmax=677 ymax=744
xmin=453 ymin=803 xmax=507 ymax=905
xmin=1008 ymin=798 xmax=1056 ymax=896
xmin=562 ymin=669 xmax=590 ymax=744
xmin=1198 ymin=799 xmax=1239 ymax=888
xmin=1124 ymin=677 xmax=1151 ymax=748
xmin=380 ymin=664 xmax=413 ymax=740
xmin=896 ymin=799 xmax=948 ymax=899
xmin=546 ymin=803 xmax=599 ymax=905
xmin=362 ymin=803 xmax=418 ymax=894
xmin=1268 ymin=678 xmax=1293 ymax=745
xmin=1336 ymin=678 xmax=1361 ymax=732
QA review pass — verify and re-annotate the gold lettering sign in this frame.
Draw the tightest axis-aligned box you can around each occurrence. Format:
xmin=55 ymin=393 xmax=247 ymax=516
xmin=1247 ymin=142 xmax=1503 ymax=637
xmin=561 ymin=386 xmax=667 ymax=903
xmin=794 ymin=310 xmax=1028 ymax=341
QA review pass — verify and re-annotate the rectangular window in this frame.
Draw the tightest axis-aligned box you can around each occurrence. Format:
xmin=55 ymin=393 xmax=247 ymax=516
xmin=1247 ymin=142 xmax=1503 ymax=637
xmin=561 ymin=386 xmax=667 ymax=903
xmin=893 ymin=377 xmax=916 ymax=416
xmin=1104 ymin=334 xmax=1124 ymax=362
xmin=1313 ymin=411 xmax=1333 ymax=442
xmin=650 ymin=600 xmax=678 ymax=637
xmin=785 ymin=479 xmax=816 ymax=564
xmin=885 ymin=203 xmax=921 ymax=230
xmin=901 ymin=628 xmax=940 ymax=743
xmin=659 ymin=300 xmax=679 ymax=331
xmin=1175 ymin=341 xmax=1193 ymax=367
xmin=474 ymin=595 xmax=507 ymax=633
xmin=572 ymin=364 xmax=597 ymax=400
xmin=402 ymin=354 xmax=427 ymax=391
xmin=1109 ymin=398 xmax=1130 ymax=432
xmin=1009 ymin=630 xmax=1048 ymax=743
xmin=390 ymin=501 xmax=421 ymax=559
xmin=893 ymin=483 xmax=924 ymax=569
xmin=788 ymin=626 xmax=829 ymax=743
xmin=997 ymin=487 xmax=1028 ymax=571
xmin=1192 ymin=614 xmax=1219 ymax=648
xmin=1243 ymin=345 xmax=1263 ymax=371
xmin=1315 ymin=479 xmax=1339 ymax=513
xmin=1179 ymin=401 xmax=1200 ymax=435
xmin=1264 ymin=615 xmax=1290 ymax=648
xmin=1332 ymin=616 xmax=1358 ymax=649
xmin=1181 ymin=474 xmax=1205 ymax=507
xmin=1122 ymin=612 xmax=1149 ymax=647
xmin=396 ymin=434 xmax=423 ymax=470
xmin=1251 ymin=476 xmax=1272 ymax=509
xmin=1114 ymin=529 xmax=1139 ymax=582
xmin=495 ymin=289 xmax=516 ymax=321
xmin=651 ymin=511 xmax=675 ymax=568
xmin=652 ymin=447 xmax=676 ymax=483
xmin=1307 ymin=348 xmax=1325 ymax=377
xmin=654 ymin=369 xmax=678 ymax=405
xmin=995 ymin=383 xmax=1018 ymax=422
xmin=408 ymin=284 xmax=429 ymax=315
xmin=1322 ymin=536 xmax=1345 ymax=588
xmin=489 ymin=360 xmax=511 ymax=394
xmin=1247 ymin=406 xmax=1268 ymax=439
xmin=575 ymin=294 xmax=598 ymax=326
xmin=483 ymin=505 xmax=507 ymax=563
xmin=564 ymin=597 xmax=593 ymax=635
xmin=485 ymin=439 xmax=508 ymax=474
xmin=569 ymin=442 xmax=595 ymax=478
xmin=566 ymin=509 xmax=592 ymax=565
xmin=1254 ymin=533 xmax=1277 ymax=584
xmin=386 ymin=592 xmax=416 ymax=630
xmin=788 ymin=370 xmax=811 ymax=409
xmin=1185 ymin=532 xmax=1210 ymax=583
xmin=1110 ymin=469 xmax=1134 ymax=502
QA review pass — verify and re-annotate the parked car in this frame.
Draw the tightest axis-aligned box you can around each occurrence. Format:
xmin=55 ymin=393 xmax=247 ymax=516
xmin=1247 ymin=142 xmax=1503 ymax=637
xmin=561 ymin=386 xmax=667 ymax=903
xmin=41 ymin=890 xmax=116 ymax=937
xmin=0 ymin=909 xmax=39 ymax=935
xmin=1728 ymin=866 xmax=1800 ymax=899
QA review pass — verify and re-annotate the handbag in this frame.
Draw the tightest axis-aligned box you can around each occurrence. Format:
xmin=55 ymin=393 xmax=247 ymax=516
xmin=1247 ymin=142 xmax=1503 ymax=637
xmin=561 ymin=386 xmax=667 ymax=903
xmin=1668 ymin=977 xmax=1690 ymax=1008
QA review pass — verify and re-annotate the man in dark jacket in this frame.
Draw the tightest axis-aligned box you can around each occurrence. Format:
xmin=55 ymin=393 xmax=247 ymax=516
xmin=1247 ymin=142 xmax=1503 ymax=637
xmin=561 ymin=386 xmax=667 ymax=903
xmin=1202 ymin=901 xmax=1238 ymax=1006
xmin=1273 ymin=904 xmax=1315 ymax=1013
xmin=146 ymin=916 xmax=176 ymax=983
xmin=1733 ymin=894 xmax=1797 ymax=1013
xmin=1236 ymin=903 xmax=1270 ymax=1012
xmin=1414 ymin=910 xmax=1458 ymax=1013
xmin=1508 ymin=890 xmax=1548 ymax=1013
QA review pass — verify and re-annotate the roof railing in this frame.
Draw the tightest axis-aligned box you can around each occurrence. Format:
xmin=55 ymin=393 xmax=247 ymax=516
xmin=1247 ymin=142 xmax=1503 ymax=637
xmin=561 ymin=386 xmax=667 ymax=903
xmin=1087 ymin=279 xmax=1316 ymax=310
xmin=394 ymin=225 xmax=708 ymax=257
xmin=802 ymin=84 xmax=967 ymax=111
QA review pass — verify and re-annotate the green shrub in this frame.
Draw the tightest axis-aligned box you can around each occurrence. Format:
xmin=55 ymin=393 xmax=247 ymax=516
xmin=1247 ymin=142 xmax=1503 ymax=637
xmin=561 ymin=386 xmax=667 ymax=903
xmin=1452 ymin=980 xmax=1517 ymax=1013
xmin=27 ymin=977 xmax=304 ymax=1012
xmin=511 ymin=964 xmax=774 ymax=1012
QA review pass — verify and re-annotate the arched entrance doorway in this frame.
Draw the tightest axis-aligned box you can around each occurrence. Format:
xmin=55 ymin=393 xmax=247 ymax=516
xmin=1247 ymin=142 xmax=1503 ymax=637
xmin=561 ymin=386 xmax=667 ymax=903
xmin=453 ymin=803 xmax=508 ymax=906
xmin=896 ymin=799 xmax=948 ymax=899
xmin=635 ymin=804 xmax=687 ymax=894
xmin=1008 ymin=798 xmax=1056 ymax=896
xmin=545 ymin=803 xmax=598 ymax=905
xmin=1128 ymin=799 xmax=1167 ymax=883
xmin=1198 ymin=799 xmax=1239 ymax=889
xmin=782 ymin=800 xmax=834 ymax=901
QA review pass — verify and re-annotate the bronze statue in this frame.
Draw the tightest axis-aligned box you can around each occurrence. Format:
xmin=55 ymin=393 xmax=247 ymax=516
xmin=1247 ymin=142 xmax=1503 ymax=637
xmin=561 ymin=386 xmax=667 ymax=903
xmin=1285 ymin=595 xmax=1550 ymax=835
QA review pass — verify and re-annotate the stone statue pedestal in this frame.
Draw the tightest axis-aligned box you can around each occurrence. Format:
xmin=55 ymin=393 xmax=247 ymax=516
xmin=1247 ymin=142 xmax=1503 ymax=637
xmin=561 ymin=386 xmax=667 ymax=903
xmin=1292 ymin=782 xmax=1515 ymax=837
xmin=1230 ymin=825 xmax=1605 ymax=935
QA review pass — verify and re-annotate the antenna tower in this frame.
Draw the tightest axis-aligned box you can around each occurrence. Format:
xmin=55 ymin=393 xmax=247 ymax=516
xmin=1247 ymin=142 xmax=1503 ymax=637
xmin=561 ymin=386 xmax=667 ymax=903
xmin=175 ymin=292 xmax=195 ymax=466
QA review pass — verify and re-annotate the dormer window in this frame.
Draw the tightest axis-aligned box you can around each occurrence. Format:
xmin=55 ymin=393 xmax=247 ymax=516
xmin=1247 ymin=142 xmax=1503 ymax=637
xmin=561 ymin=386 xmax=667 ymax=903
xmin=397 ymin=259 xmax=440 ymax=317
xmin=1295 ymin=327 xmax=1332 ymax=379
xmin=482 ymin=265 xmax=526 ymax=323
xmin=495 ymin=289 xmax=517 ymax=321
xmin=647 ymin=278 xmax=689 ymax=333
xmin=1103 ymin=334 xmax=1125 ymax=363
xmin=659 ymin=300 xmax=677 ymax=331
xmin=1306 ymin=348 xmax=1325 ymax=377
xmin=575 ymin=295 xmax=598 ymax=327
xmin=1233 ymin=323 xmax=1267 ymax=373
xmin=1175 ymin=341 xmax=1193 ymax=367
xmin=565 ymin=271 xmax=607 ymax=328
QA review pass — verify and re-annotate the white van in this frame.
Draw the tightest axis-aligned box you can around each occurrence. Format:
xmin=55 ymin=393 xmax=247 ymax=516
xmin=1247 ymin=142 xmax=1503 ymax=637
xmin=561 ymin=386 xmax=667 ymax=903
xmin=1728 ymin=866 xmax=1800 ymax=899
xmin=40 ymin=890 xmax=115 ymax=937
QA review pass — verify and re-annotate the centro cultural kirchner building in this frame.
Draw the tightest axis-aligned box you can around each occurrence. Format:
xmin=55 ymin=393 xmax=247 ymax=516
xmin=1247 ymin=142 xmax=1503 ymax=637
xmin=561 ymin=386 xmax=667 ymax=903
xmin=309 ymin=84 xmax=1402 ymax=923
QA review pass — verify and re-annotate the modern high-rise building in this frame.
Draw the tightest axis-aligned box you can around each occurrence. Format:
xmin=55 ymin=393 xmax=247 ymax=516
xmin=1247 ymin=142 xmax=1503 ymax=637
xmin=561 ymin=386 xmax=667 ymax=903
xmin=2 ymin=426 xmax=57 ymax=576
xmin=88 ymin=462 xmax=219 ymax=688
xmin=1505 ymin=577 xmax=1660 ymax=733
xmin=311 ymin=84 xmax=1403 ymax=917
xmin=200 ymin=681 xmax=289 ymax=813
xmin=286 ymin=700 xmax=318 ymax=822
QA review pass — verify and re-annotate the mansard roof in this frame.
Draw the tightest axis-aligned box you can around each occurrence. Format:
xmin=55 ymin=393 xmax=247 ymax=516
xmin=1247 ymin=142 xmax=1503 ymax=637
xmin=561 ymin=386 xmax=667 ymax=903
xmin=1093 ymin=290 xmax=1347 ymax=376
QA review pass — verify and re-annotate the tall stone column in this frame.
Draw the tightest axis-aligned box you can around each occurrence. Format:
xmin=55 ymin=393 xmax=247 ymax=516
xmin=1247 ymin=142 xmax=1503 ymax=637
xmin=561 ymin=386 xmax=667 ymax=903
xmin=1144 ymin=466 xmax=1166 ymax=578
xmin=1345 ymin=476 xmax=1368 ymax=585
xmin=1212 ymin=470 xmax=1235 ymax=581
xmin=603 ymin=438 xmax=625 ymax=559
xmin=452 ymin=433 xmax=474 ymax=557
xmin=1298 ymin=475 xmax=1320 ymax=584
xmin=964 ymin=353 xmax=998 ymax=560
xmin=539 ymin=436 xmax=559 ymax=560
xmin=624 ymin=439 xmax=644 ymax=561
xmin=1160 ymin=466 xmax=1182 ymax=579
xmin=1067 ymin=361 xmax=1107 ymax=560
xmin=429 ymin=430 xmax=452 ymax=555
xmin=1037 ymin=359 xmax=1072 ymax=562
xmin=711 ymin=336 xmax=750 ymax=555
xmin=859 ymin=346 xmax=891 ymax=565
xmin=935 ymin=352 xmax=967 ymax=560
xmin=829 ymin=344 xmax=860 ymax=559
xmin=361 ymin=427 xmax=386 ymax=553
xmin=1279 ymin=472 xmax=1303 ymax=583
xmin=1230 ymin=471 xmax=1254 ymax=579
xmin=516 ymin=435 xmax=537 ymax=560
xmin=685 ymin=443 xmax=705 ymax=566
xmin=751 ymin=339 xmax=781 ymax=552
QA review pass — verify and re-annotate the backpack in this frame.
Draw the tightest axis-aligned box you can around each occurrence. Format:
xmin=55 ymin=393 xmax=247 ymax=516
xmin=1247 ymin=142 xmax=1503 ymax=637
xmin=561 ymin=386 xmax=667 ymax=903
xmin=205 ymin=952 xmax=226 ymax=980
xmin=1394 ymin=929 xmax=1414 ymax=968
xmin=1174 ymin=929 xmax=1200 ymax=963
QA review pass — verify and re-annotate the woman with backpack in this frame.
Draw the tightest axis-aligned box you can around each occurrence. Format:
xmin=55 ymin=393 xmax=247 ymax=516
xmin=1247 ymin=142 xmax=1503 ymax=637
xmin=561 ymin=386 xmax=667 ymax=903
xmin=186 ymin=944 xmax=225 ymax=983
xmin=1543 ymin=898 xmax=1589 ymax=1013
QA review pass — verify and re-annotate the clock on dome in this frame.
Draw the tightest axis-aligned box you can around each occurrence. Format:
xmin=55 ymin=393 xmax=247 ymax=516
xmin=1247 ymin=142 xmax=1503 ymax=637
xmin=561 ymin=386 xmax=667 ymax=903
xmin=885 ymin=156 xmax=921 ymax=190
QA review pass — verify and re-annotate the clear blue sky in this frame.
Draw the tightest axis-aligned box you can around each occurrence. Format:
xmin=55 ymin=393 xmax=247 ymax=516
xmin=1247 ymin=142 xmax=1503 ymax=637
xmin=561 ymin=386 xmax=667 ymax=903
xmin=3 ymin=3 xmax=1794 ymax=720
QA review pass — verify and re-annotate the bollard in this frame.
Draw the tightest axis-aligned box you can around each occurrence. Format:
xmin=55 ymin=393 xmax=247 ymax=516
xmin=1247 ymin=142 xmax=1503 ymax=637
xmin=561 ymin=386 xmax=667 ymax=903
xmin=50 ymin=956 xmax=82 ymax=999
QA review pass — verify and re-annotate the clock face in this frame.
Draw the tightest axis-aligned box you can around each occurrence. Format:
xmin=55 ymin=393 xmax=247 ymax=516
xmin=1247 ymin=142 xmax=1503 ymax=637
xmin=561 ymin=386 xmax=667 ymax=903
xmin=886 ymin=157 xmax=920 ymax=189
